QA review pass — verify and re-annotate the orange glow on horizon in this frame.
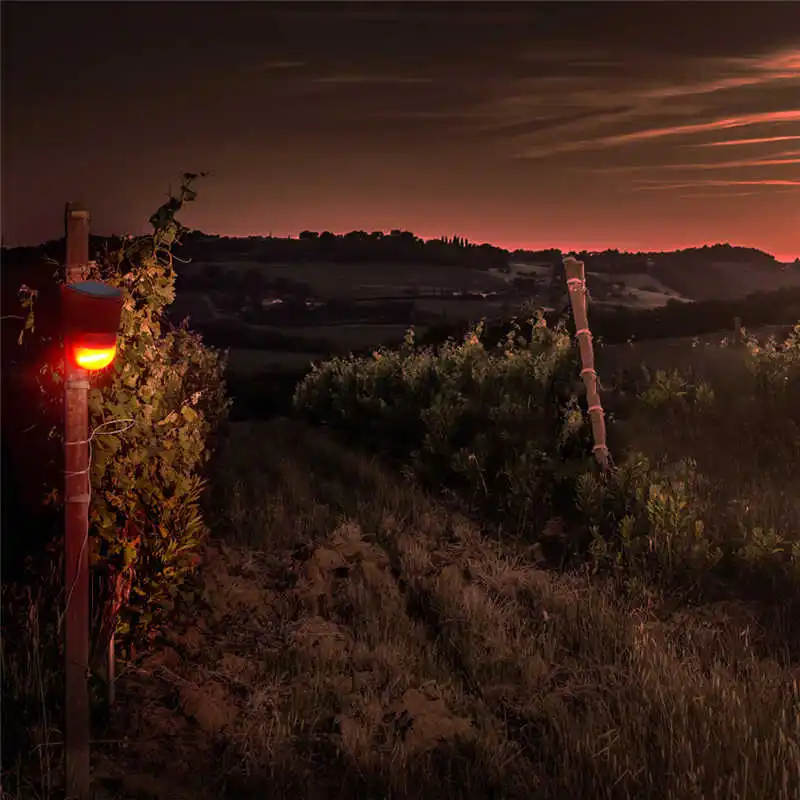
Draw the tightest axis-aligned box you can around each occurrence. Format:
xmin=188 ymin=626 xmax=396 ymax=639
xmin=5 ymin=5 xmax=800 ymax=268
xmin=214 ymin=227 xmax=797 ymax=264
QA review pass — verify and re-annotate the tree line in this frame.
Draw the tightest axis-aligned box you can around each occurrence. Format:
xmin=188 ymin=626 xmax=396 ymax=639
xmin=1 ymin=234 xmax=782 ymax=285
xmin=175 ymin=229 xmax=513 ymax=270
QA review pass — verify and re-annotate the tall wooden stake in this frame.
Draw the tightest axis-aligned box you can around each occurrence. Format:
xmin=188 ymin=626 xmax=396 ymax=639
xmin=733 ymin=316 xmax=743 ymax=347
xmin=64 ymin=203 xmax=91 ymax=800
xmin=563 ymin=257 xmax=612 ymax=474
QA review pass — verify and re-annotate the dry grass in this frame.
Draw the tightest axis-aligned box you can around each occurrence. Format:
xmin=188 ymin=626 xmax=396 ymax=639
xmin=225 ymin=349 xmax=327 ymax=375
xmin=67 ymin=419 xmax=799 ymax=799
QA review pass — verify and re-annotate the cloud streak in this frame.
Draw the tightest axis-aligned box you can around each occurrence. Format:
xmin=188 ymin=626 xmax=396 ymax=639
xmin=690 ymin=135 xmax=800 ymax=147
xmin=513 ymin=110 xmax=800 ymax=159
xmin=477 ymin=46 xmax=800 ymax=169
xmin=678 ymin=191 xmax=760 ymax=198
xmin=247 ymin=60 xmax=306 ymax=72
xmin=662 ymin=155 xmax=800 ymax=170
xmin=310 ymin=74 xmax=434 ymax=85
xmin=592 ymin=152 xmax=800 ymax=173
xmin=633 ymin=179 xmax=800 ymax=191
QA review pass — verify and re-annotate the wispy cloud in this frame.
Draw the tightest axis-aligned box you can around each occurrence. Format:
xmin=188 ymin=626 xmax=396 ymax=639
xmin=677 ymin=188 xmax=799 ymax=198
xmin=310 ymin=74 xmax=434 ymax=85
xmin=478 ymin=46 xmax=800 ymax=162
xmin=269 ymin=7 xmax=536 ymax=25
xmin=690 ymin=135 xmax=800 ymax=148
xmin=636 ymin=49 xmax=800 ymax=101
xmin=374 ymin=109 xmax=489 ymax=120
xmin=593 ymin=151 xmax=800 ymax=173
xmin=662 ymin=155 xmax=800 ymax=170
xmin=513 ymin=110 xmax=800 ymax=159
xmin=247 ymin=60 xmax=306 ymax=72
xmin=677 ymin=191 xmax=759 ymax=198
xmin=633 ymin=179 xmax=800 ymax=191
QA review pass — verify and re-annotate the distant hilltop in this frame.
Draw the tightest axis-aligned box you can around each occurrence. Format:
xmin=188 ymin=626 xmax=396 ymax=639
xmin=3 ymin=229 xmax=799 ymax=315
xmin=0 ymin=229 xmax=790 ymax=274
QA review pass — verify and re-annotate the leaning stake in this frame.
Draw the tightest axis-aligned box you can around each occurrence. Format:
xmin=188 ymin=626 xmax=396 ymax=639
xmin=563 ymin=257 xmax=612 ymax=473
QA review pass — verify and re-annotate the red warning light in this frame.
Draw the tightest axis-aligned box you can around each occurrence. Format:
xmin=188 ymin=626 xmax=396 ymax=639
xmin=61 ymin=281 xmax=124 ymax=372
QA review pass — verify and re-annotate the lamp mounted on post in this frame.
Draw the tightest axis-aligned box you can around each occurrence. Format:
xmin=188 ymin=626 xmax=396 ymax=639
xmin=61 ymin=281 xmax=124 ymax=371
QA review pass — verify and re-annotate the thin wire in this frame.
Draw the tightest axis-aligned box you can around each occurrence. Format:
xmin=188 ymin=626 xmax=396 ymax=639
xmin=58 ymin=418 xmax=135 ymax=635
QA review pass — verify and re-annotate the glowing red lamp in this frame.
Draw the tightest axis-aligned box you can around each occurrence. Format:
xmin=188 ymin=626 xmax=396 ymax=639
xmin=61 ymin=280 xmax=124 ymax=371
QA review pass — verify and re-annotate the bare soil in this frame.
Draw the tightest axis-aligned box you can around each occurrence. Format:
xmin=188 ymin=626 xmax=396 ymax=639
xmin=88 ymin=420 xmax=799 ymax=800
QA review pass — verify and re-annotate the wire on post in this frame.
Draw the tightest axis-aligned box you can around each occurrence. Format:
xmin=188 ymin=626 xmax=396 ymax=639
xmin=58 ymin=418 xmax=136 ymax=634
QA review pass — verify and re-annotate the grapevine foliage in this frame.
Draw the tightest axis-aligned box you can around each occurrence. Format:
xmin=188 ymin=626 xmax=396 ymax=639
xmin=16 ymin=173 xmax=229 ymax=652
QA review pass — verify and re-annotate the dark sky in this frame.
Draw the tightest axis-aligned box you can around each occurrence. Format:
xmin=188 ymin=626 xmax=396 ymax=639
xmin=3 ymin=1 xmax=799 ymax=258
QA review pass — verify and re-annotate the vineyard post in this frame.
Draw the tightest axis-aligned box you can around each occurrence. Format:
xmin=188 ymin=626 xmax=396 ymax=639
xmin=733 ymin=316 xmax=743 ymax=347
xmin=563 ymin=257 xmax=612 ymax=473
xmin=64 ymin=203 xmax=91 ymax=800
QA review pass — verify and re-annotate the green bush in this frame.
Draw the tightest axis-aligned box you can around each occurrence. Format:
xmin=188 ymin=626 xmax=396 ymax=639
xmin=579 ymin=324 xmax=800 ymax=600
xmin=294 ymin=316 xmax=593 ymax=535
xmin=295 ymin=310 xmax=800 ymax=607
xmin=745 ymin=323 xmax=800 ymax=415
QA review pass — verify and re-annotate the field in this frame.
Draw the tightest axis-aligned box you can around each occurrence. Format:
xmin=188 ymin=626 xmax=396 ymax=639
xmin=220 ymin=311 xmax=793 ymax=431
xmin=166 ymin=257 xmax=800 ymax=423
xmin=3 ymin=316 xmax=800 ymax=800
xmin=587 ymin=273 xmax=689 ymax=311
xmin=598 ymin=324 xmax=795 ymax=387
xmin=259 ymin=323 xmax=426 ymax=352
xmin=176 ymin=257 xmax=798 ymax=371
xmin=4 ymin=238 xmax=800 ymax=799
xmin=80 ymin=409 xmax=798 ymax=800
xmin=650 ymin=260 xmax=800 ymax=302
xmin=191 ymin=260 xmax=511 ymax=298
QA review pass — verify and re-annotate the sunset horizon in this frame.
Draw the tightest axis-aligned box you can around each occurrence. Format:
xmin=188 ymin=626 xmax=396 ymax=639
xmin=3 ymin=2 xmax=799 ymax=263
xmin=6 ymin=224 xmax=796 ymax=264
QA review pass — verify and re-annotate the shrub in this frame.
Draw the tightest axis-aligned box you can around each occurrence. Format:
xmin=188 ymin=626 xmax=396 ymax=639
xmin=745 ymin=323 xmax=800 ymax=409
xmin=295 ymin=307 xmax=800 ymax=613
xmin=294 ymin=316 xmax=593 ymax=535
xmin=581 ymin=323 xmax=800 ymax=604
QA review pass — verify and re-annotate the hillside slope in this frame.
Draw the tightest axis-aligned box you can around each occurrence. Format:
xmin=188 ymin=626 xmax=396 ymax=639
xmin=90 ymin=419 xmax=799 ymax=800
xmin=651 ymin=260 xmax=800 ymax=302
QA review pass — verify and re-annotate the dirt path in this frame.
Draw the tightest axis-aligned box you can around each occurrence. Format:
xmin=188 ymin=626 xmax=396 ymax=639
xmin=92 ymin=420 xmax=800 ymax=800
xmin=93 ymin=423 xmax=543 ymax=798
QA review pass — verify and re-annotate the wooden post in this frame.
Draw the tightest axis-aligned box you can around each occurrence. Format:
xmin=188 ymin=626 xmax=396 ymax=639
xmin=107 ymin=634 xmax=116 ymax=707
xmin=64 ymin=203 xmax=91 ymax=800
xmin=733 ymin=316 xmax=743 ymax=347
xmin=563 ymin=257 xmax=612 ymax=473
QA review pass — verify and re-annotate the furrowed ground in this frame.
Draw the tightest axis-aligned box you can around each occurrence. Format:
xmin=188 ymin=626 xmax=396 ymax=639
xmin=90 ymin=415 xmax=799 ymax=800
